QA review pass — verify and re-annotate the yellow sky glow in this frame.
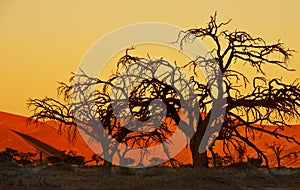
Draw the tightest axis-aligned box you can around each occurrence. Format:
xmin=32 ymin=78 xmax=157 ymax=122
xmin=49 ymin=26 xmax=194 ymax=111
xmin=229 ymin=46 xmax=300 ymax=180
xmin=0 ymin=1 xmax=299 ymax=116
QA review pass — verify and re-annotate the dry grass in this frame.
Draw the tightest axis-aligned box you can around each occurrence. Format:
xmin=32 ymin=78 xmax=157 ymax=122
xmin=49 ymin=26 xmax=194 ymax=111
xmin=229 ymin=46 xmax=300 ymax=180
xmin=0 ymin=162 xmax=299 ymax=190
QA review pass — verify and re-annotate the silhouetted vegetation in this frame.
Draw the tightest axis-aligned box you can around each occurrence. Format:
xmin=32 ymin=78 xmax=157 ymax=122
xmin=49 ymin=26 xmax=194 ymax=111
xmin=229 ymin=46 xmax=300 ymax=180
xmin=46 ymin=156 xmax=63 ymax=165
xmin=27 ymin=12 xmax=300 ymax=172
xmin=266 ymin=141 xmax=300 ymax=169
xmin=64 ymin=151 xmax=85 ymax=166
xmin=178 ymin=12 xmax=299 ymax=169
xmin=89 ymin=154 xmax=103 ymax=166
xmin=0 ymin=148 xmax=36 ymax=166
xmin=45 ymin=150 xmax=85 ymax=166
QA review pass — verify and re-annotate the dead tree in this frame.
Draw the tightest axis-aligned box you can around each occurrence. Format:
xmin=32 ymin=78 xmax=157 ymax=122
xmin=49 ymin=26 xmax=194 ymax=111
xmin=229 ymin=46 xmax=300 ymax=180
xmin=178 ymin=12 xmax=300 ymax=168
xmin=28 ymin=13 xmax=300 ymax=171
xmin=267 ymin=141 xmax=300 ymax=168
xmin=27 ymin=53 xmax=194 ymax=172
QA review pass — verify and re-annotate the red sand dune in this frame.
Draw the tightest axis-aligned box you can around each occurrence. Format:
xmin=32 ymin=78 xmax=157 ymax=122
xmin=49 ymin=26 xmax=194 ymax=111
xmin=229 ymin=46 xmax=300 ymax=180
xmin=0 ymin=111 xmax=299 ymax=168
xmin=0 ymin=111 xmax=95 ymax=161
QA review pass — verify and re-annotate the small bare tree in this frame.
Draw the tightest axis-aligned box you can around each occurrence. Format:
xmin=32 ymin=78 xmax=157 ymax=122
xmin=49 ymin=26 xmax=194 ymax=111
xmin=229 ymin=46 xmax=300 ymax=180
xmin=267 ymin=141 xmax=300 ymax=168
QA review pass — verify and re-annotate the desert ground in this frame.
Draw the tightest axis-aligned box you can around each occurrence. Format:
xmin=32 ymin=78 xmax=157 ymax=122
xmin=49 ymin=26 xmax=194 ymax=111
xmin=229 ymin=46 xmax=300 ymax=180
xmin=0 ymin=162 xmax=300 ymax=190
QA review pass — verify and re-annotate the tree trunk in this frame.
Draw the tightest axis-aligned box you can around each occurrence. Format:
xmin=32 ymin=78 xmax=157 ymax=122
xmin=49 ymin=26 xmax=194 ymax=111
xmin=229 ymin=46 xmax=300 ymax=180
xmin=190 ymin=112 xmax=211 ymax=169
xmin=39 ymin=151 xmax=43 ymax=166
xmin=190 ymin=134 xmax=208 ymax=168
xmin=276 ymin=155 xmax=281 ymax=169
xmin=102 ymin=160 xmax=112 ymax=174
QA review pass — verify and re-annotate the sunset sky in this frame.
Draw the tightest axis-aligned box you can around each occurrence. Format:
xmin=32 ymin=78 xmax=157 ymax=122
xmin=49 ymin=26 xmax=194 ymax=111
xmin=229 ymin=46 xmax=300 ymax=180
xmin=1 ymin=0 xmax=299 ymax=117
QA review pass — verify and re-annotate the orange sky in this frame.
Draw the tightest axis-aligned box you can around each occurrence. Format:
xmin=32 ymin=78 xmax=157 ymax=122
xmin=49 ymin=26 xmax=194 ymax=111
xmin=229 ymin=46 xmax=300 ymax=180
xmin=0 ymin=1 xmax=299 ymax=117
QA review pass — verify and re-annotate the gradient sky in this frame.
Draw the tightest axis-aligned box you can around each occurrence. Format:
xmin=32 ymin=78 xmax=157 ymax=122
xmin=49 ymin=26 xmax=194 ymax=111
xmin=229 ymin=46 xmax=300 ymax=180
xmin=0 ymin=0 xmax=299 ymax=117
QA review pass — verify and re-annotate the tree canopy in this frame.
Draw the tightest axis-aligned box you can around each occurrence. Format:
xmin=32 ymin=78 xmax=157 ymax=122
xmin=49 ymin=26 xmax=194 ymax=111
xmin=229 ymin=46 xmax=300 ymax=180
xmin=28 ymin=13 xmax=300 ymax=171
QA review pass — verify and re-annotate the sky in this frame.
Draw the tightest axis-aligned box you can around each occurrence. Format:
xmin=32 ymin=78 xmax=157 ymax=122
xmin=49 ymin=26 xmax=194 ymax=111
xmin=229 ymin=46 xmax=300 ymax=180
xmin=0 ymin=0 xmax=299 ymax=117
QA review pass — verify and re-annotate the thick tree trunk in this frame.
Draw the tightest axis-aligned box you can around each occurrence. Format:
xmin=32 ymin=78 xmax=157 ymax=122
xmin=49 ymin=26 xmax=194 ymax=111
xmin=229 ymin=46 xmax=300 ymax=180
xmin=190 ymin=111 xmax=211 ymax=169
xmin=190 ymin=134 xmax=208 ymax=168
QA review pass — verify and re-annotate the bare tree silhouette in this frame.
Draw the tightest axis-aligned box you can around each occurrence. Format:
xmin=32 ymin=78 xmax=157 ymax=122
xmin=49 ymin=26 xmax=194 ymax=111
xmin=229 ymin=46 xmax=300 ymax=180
xmin=28 ymin=52 xmax=197 ymax=172
xmin=266 ymin=141 xmax=300 ymax=168
xmin=178 ymin=12 xmax=300 ymax=168
xmin=28 ymin=13 xmax=300 ymax=172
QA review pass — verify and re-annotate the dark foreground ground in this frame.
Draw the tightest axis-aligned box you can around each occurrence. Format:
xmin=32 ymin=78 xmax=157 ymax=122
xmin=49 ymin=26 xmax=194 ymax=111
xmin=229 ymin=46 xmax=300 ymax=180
xmin=0 ymin=163 xmax=299 ymax=190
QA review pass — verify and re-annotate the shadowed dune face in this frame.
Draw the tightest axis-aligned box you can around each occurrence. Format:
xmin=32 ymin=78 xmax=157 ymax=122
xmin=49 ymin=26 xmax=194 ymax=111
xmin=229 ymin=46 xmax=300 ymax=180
xmin=0 ymin=111 xmax=299 ymax=168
